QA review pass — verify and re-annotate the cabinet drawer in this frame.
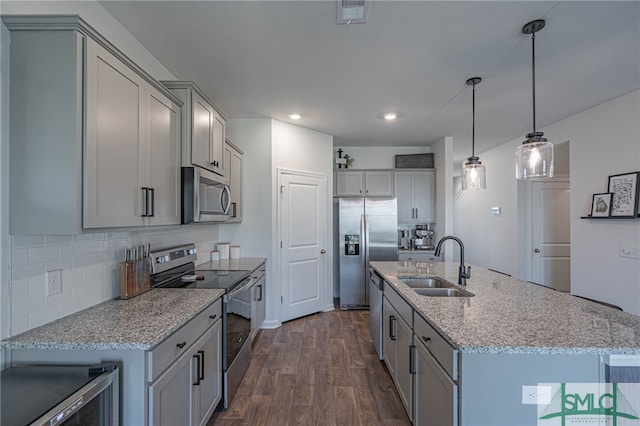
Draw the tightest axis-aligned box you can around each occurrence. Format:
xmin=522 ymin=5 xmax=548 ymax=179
xmin=414 ymin=312 xmax=458 ymax=381
xmin=147 ymin=298 xmax=222 ymax=381
xmin=384 ymin=284 xmax=412 ymax=328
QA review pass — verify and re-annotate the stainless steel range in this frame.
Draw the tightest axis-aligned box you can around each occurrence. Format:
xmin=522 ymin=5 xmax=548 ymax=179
xmin=149 ymin=244 xmax=253 ymax=410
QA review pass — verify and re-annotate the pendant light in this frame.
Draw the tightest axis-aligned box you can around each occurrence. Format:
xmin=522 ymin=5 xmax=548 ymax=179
xmin=516 ymin=19 xmax=554 ymax=179
xmin=462 ymin=77 xmax=486 ymax=190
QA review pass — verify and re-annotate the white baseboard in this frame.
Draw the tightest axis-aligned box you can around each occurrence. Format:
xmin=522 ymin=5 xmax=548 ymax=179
xmin=260 ymin=319 xmax=281 ymax=329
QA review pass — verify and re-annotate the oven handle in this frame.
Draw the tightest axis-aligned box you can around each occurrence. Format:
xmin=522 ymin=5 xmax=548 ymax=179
xmin=227 ymin=277 xmax=253 ymax=299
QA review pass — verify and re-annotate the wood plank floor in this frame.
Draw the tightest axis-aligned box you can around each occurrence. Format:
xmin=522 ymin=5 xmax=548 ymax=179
xmin=209 ymin=310 xmax=410 ymax=426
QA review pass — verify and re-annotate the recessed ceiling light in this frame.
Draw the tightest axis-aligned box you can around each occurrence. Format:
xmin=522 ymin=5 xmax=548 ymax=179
xmin=288 ymin=113 xmax=302 ymax=120
xmin=384 ymin=113 xmax=397 ymax=120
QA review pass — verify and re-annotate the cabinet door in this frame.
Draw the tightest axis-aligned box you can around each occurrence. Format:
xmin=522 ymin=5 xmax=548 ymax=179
xmin=365 ymin=171 xmax=394 ymax=196
xmin=191 ymin=92 xmax=214 ymax=171
xmin=251 ymin=276 xmax=266 ymax=342
xmin=195 ymin=320 xmax=222 ymax=426
xmin=149 ymin=346 xmax=195 ymax=426
xmin=413 ymin=171 xmax=436 ymax=222
xmin=414 ymin=340 xmax=458 ymax=426
xmin=396 ymin=316 xmax=413 ymax=421
xmin=225 ymin=144 xmax=243 ymax=222
xmin=336 ymin=171 xmax=365 ymax=196
xmin=211 ymin=112 xmax=225 ymax=175
xmin=382 ymin=297 xmax=398 ymax=378
xmin=394 ymin=172 xmax=415 ymax=222
xmin=85 ymin=38 xmax=144 ymax=228
xmin=147 ymin=90 xmax=181 ymax=226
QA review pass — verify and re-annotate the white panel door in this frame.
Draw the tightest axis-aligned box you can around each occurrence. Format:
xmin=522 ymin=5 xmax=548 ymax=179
xmin=532 ymin=181 xmax=571 ymax=291
xmin=280 ymin=172 xmax=328 ymax=322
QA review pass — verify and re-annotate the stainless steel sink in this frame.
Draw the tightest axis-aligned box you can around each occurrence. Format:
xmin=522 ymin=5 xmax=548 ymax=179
xmin=400 ymin=277 xmax=454 ymax=289
xmin=414 ymin=288 xmax=475 ymax=297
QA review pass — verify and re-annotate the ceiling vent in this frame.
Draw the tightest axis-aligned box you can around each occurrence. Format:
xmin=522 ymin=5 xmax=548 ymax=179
xmin=337 ymin=0 xmax=369 ymax=24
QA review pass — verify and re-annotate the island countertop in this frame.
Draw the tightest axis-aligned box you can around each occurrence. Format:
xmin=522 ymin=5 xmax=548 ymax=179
xmin=0 ymin=288 xmax=225 ymax=351
xmin=370 ymin=261 xmax=640 ymax=355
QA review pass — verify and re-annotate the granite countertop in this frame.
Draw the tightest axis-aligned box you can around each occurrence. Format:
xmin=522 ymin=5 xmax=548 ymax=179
xmin=370 ymin=261 xmax=640 ymax=355
xmin=196 ymin=257 xmax=266 ymax=272
xmin=1 ymin=288 xmax=225 ymax=351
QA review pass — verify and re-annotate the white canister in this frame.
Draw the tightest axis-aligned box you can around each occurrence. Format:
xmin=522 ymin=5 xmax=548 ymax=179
xmin=230 ymin=245 xmax=241 ymax=259
xmin=216 ymin=243 xmax=230 ymax=259
xmin=210 ymin=250 xmax=220 ymax=262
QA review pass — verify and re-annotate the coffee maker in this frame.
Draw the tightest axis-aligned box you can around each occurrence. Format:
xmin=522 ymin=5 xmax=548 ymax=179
xmin=413 ymin=224 xmax=435 ymax=250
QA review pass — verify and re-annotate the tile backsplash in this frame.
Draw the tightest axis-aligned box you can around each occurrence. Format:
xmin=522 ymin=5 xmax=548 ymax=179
xmin=10 ymin=225 xmax=220 ymax=336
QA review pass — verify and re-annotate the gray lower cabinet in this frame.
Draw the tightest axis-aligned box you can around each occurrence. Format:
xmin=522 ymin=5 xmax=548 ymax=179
xmin=382 ymin=285 xmax=414 ymax=421
xmin=414 ymin=337 xmax=458 ymax=426
xmin=250 ymin=263 xmax=267 ymax=342
xmin=413 ymin=313 xmax=458 ymax=426
xmin=149 ymin=319 xmax=222 ymax=426
xmin=3 ymin=15 xmax=183 ymax=234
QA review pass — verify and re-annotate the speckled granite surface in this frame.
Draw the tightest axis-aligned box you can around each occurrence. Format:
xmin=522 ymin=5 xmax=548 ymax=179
xmin=1 ymin=288 xmax=224 ymax=351
xmin=371 ymin=261 xmax=640 ymax=355
xmin=196 ymin=257 xmax=266 ymax=272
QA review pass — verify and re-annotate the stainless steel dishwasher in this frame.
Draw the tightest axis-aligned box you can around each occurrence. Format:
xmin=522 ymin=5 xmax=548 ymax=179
xmin=369 ymin=268 xmax=384 ymax=360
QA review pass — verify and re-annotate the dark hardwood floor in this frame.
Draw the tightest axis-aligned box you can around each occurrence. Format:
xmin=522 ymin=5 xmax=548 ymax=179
xmin=209 ymin=310 xmax=410 ymax=426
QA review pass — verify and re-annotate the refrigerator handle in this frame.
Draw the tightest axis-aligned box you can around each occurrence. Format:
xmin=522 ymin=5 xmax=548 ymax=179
xmin=364 ymin=214 xmax=370 ymax=272
xmin=361 ymin=214 xmax=366 ymax=272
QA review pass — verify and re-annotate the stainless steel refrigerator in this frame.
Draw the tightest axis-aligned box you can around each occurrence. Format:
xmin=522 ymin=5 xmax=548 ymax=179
xmin=338 ymin=197 xmax=398 ymax=309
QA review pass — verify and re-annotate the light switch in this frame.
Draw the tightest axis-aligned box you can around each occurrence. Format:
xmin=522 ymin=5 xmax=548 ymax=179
xmin=620 ymin=246 xmax=640 ymax=259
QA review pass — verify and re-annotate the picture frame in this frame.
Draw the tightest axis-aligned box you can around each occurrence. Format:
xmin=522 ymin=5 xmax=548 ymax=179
xmin=590 ymin=193 xmax=612 ymax=217
xmin=608 ymin=172 xmax=639 ymax=217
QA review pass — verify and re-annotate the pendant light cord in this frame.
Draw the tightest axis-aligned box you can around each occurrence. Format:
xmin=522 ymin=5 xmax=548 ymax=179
xmin=531 ymin=31 xmax=537 ymax=133
xmin=471 ymin=81 xmax=476 ymax=157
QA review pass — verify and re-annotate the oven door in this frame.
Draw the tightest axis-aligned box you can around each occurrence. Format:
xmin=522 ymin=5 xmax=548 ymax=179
xmin=223 ymin=276 xmax=253 ymax=408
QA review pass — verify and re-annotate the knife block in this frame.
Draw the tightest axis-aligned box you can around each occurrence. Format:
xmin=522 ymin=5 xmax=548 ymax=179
xmin=118 ymin=259 xmax=150 ymax=299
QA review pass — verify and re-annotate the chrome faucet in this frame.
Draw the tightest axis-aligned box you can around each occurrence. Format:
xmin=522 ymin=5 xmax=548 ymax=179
xmin=434 ymin=236 xmax=471 ymax=286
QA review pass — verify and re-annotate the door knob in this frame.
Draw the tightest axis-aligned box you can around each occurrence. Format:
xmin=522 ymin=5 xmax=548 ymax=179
xmin=320 ymin=249 xmax=326 ymax=254
xmin=534 ymin=248 xmax=540 ymax=253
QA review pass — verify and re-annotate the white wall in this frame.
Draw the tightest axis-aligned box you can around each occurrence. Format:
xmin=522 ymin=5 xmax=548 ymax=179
xmin=271 ymin=120 xmax=334 ymax=315
xmin=222 ymin=119 xmax=334 ymax=327
xmin=333 ymin=146 xmax=431 ymax=169
xmin=454 ymin=90 xmax=640 ymax=315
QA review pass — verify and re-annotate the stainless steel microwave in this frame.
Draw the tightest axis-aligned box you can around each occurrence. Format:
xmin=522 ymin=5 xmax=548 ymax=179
xmin=181 ymin=167 xmax=231 ymax=223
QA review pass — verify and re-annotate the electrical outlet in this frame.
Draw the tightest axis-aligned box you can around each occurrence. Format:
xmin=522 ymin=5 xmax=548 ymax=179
xmin=522 ymin=385 xmax=552 ymax=405
xmin=47 ymin=269 xmax=62 ymax=296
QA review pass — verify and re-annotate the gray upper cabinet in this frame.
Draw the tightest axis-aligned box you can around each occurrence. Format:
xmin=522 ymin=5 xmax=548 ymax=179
xmin=394 ymin=170 xmax=436 ymax=223
xmin=161 ymin=81 xmax=228 ymax=180
xmin=224 ymin=140 xmax=243 ymax=222
xmin=4 ymin=15 xmax=183 ymax=234
xmin=335 ymin=170 xmax=394 ymax=196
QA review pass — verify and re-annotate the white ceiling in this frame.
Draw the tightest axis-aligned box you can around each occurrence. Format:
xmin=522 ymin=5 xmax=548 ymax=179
xmin=99 ymin=1 xmax=640 ymax=165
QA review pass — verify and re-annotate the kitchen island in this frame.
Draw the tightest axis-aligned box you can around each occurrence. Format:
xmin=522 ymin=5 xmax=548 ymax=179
xmin=370 ymin=261 xmax=640 ymax=425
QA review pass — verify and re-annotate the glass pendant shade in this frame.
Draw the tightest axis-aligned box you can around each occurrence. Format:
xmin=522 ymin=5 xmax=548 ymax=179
xmin=462 ymin=157 xmax=486 ymax=189
xmin=515 ymin=133 xmax=554 ymax=179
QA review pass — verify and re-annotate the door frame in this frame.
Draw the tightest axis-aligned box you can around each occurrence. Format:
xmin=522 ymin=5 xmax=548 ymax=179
xmin=275 ymin=168 xmax=333 ymax=325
